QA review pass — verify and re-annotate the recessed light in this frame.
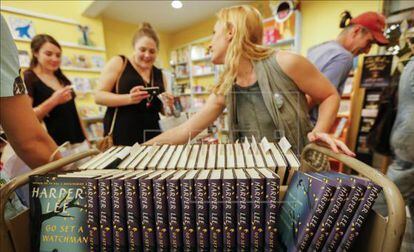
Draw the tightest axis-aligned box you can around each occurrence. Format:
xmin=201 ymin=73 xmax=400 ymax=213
xmin=171 ymin=0 xmax=183 ymax=9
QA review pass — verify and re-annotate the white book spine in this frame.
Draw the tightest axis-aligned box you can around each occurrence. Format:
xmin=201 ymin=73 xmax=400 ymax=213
xmin=157 ymin=145 xmax=176 ymax=170
xmin=216 ymin=144 xmax=226 ymax=169
xmin=196 ymin=145 xmax=208 ymax=169
xmin=167 ymin=145 xmax=184 ymax=169
xmin=226 ymin=144 xmax=235 ymax=169
xmin=207 ymin=144 xmax=217 ymax=169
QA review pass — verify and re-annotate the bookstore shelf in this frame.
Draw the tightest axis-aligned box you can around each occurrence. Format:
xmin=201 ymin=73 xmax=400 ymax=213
xmin=20 ymin=64 xmax=103 ymax=73
xmin=0 ymin=143 xmax=406 ymax=252
xmin=13 ymin=37 xmax=106 ymax=52
xmin=191 ymin=56 xmax=211 ymax=63
xmin=193 ymin=72 xmax=215 ymax=78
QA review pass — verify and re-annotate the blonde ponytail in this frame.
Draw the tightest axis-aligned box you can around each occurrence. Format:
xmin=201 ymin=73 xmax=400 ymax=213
xmin=213 ymin=5 xmax=275 ymax=95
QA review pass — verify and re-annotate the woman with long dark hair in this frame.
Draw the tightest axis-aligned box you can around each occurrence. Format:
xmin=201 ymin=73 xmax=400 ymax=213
xmin=24 ymin=34 xmax=87 ymax=145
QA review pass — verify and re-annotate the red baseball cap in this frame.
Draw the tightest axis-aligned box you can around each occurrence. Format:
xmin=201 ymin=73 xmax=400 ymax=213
xmin=350 ymin=11 xmax=389 ymax=45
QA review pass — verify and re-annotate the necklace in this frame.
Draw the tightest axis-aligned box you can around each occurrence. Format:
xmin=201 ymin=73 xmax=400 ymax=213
xmin=145 ymin=69 xmax=154 ymax=108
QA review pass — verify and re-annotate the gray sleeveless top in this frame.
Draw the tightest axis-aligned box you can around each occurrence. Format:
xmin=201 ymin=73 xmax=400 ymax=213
xmin=227 ymin=53 xmax=313 ymax=154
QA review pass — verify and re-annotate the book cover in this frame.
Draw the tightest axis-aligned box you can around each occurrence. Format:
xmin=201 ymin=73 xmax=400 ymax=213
xmin=222 ymin=169 xmax=237 ymax=250
xmin=166 ymin=170 xmax=187 ymax=250
xmin=278 ymin=171 xmax=335 ymax=251
xmin=209 ymin=169 xmax=223 ymax=251
xmin=86 ymin=176 xmax=100 ymax=251
xmin=181 ymin=170 xmax=198 ymax=250
xmin=30 ymin=174 xmax=90 ymax=252
xmin=309 ymin=173 xmax=352 ymax=251
xmin=338 ymin=177 xmax=382 ymax=251
xmin=194 ymin=170 xmax=210 ymax=251
xmin=112 ymin=173 xmax=135 ymax=251
xmin=257 ymin=168 xmax=280 ymax=251
xmin=321 ymin=172 xmax=367 ymax=251
xmin=235 ymin=169 xmax=251 ymax=250
xmin=153 ymin=171 xmax=176 ymax=250
xmin=139 ymin=171 xmax=164 ymax=250
xmin=99 ymin=175 xmax=114 ymax=251
xmin=124 ymin=171 xmax=153 ymax=251
xmin=247 ymin=168 xmax=266 ymax=250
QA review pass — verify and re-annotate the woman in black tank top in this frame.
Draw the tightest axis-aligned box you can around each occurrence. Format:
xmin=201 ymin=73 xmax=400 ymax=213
xmin=95 ymin=22 xmax=174 ymax=145
xmin=24 ymin=34 xmax=86 ymax=146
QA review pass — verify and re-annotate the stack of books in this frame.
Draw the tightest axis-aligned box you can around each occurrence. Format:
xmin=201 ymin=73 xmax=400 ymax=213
xmin=30 ymin=168 xmax=280 ymax=251
xmin=278 ymin=171 xmax=382 ymax=251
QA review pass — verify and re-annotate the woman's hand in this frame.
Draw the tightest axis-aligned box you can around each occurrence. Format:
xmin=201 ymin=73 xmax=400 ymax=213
xmin=50 ymin=86 xmax=73 ymax=105
xmin=160 ymin=92 xmax=175 ymax=108
xmin=129 ymin=86 xmax=149 ymax=104
xmin=307 ymin=131 xmax=356 ymax=156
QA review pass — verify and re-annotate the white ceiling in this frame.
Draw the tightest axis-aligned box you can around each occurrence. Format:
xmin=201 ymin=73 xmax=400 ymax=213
xmin=83 ymin=0 xmax=250 ymax=34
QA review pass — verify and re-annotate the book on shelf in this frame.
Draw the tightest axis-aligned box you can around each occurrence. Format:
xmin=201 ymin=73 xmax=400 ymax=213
xmin=181 ymin=170 xmax=198 ymax=250
xmin=309 ymin=173 xmax=352 ymax=251
xmin=278 ymin=171 xmax=335 ymax=251
xmin=234 ymin=169 xmax=251 ymax=250
xmin=153 ymin=170 xmax=176 ymax=250
xmin=18 ymin=50 xmax=30 ymax=67
xmin=166 ymin=170 xmax=186 ymax=250
xmin=321 ymin=172 xmax=368 ymax=251
xmin=222 ymin=169 xmax=237 ymax=250
xmin=194 ymin=170 xmax=210 ymax=250
xmin=209 ymin=169 xmax=223 ymax=250
xmin=246 ymin=168 xmax=266 ymax=250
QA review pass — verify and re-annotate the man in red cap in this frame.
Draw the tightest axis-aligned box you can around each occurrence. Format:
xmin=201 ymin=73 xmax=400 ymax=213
xmin=307 ymin=11 xmax=389 ymax=123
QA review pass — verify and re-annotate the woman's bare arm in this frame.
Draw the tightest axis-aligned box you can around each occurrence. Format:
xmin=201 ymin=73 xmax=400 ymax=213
xmin=276 ymin=51 xmax=339 ymax=133
xmin=95 ymin=56 xmax=131 ymax=107
xmin=277 ymin=51 xmax=354 ymax=155
xmin=145 ymin=93 xmax=226 ymax=145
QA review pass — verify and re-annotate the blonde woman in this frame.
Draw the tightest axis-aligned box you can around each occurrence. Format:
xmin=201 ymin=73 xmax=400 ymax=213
xmin=147 ymin=5 xmax=354 ymax=155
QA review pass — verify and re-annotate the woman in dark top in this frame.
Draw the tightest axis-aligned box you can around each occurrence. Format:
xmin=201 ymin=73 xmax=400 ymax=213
xmin=24 ymin=34 xmax=86 ymax=146
xmin=95 ymin=22 xmax=174 ymax=145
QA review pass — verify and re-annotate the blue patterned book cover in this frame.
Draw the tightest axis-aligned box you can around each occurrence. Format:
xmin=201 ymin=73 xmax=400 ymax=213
xmin=30 ymin=174 xmax=91 ymax=252
xmin=278 ymin=171 xmax=335 ymax=251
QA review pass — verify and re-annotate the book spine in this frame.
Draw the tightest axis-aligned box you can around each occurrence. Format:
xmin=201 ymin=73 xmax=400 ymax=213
xmin=323 ymin=184 xmax=366 ymax=252
xmin=139 ymin=178 xmax=156 ymax=250
xmin=264 ymin=176 xmax=280 ymax=251
xmin=223 ymin=178 xmax=237 ymax=250
xmin=125 ymin=178 xmax=142 ymax=251
xmin=112 ymin=179 xmax=127 ymax=251
xmin=181 ymin=178 xmax=197 ymax=250
xmin=311 ymin=185 xmax=351 ymax=251
xmin=209 ymin=177 xmax=223 ymax=251
xmin=87 ymin=178 xmax=100 ymax=252
xmin=99 ymin=179 xmax=113 ymax=251
xmin=250 ymin=177 xmax=266 ymax=250
xmin=339 ymin=184 xmax=382 ymax=251
xmin=195 ymin=178 xmax=209 ymax=251
xmin=298 ymin=185 xmax=335 ymax=251
xmin=237 ymin=178 xmax=251 ymax=250
xmin=166 ymin=179 xmax=183 ymax=250
xmin=153 ymin=179 xmax=170 ymax=250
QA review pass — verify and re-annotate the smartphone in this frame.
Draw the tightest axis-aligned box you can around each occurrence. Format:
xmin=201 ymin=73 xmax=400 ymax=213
xmin=141 ymin=86 xmax=160 ymax=96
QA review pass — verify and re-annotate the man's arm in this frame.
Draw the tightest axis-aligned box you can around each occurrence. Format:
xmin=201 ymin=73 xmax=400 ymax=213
xmin=0 ymin=95 xmax=59 ymax=168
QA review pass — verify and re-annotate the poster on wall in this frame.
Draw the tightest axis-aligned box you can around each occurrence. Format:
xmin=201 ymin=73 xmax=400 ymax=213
xmin=8 ymin=16 xmax=36 ymax=39
xmin=360 ymin=55 xmax=393 ymax=89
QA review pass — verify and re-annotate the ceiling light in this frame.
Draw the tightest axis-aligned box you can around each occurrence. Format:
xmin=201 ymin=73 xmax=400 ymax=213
xmin=171 ymin=0 xmax=183 ymax=9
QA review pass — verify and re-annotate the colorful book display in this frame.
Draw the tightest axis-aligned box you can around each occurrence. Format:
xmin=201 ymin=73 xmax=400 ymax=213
xmin=30 ymin=141 xmax=382 ymax=252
